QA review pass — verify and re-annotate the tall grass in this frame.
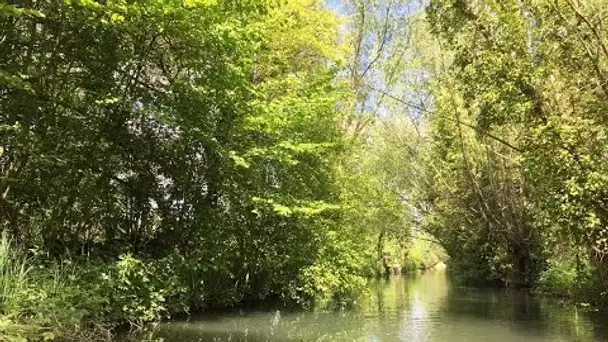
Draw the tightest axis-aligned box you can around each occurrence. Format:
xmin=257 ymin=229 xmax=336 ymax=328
xmin=0 ymin=231 xmax=44 ymax=341
xmin=0 ymin=233 xmax=106 ymax=341
xmin=0 ymin=231 xmax=32 ymax=317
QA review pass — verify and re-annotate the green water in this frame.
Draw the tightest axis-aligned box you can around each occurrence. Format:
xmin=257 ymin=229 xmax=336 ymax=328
xmin=130 ymin=271 xmax=608 ymax=341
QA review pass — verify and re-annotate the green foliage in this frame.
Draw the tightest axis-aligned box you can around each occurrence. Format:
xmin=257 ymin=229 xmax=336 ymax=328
xmin=402 ymin=233 xmax=446 ymax=272
xmin=0 ymin=1 xmax=403 ymax=339
xmin=538 ymin=258 xmax=581 ymax=298
xmin=419 ymin=0 xmax=608 ymax=301
xmin=102 ymin=254 xmax=167 ymax=327
xmin=0 ymin=232 xmax=31 ymax=317
xmin=13 ymin=0 xmax=608 ymax=338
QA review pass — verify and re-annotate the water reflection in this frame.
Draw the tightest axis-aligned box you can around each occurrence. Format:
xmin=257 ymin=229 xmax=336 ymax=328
xmin=126 ymin=270 xmax=608 ymax=341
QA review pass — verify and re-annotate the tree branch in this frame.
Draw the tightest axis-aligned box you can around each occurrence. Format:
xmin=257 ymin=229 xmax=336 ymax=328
xmin=366 ymin=85 xmax=522 ymax=152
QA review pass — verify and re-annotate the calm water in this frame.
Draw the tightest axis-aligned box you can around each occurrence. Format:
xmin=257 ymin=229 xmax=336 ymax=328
xmin=130 ymin=271 xmax=608 ymax=342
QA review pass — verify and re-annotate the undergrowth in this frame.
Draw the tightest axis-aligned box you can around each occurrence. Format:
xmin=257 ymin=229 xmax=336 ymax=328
xmin=0 ymin=233 xmax=367 ymax=341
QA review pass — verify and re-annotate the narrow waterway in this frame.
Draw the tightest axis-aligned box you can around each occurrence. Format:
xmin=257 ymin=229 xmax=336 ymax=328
xmin=130 ymin=270 xmax=608 ymax=341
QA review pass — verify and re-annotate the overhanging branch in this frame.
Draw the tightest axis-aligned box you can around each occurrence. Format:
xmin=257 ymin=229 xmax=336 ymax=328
xmin=366 ymin=85 xmax=522 ymax=152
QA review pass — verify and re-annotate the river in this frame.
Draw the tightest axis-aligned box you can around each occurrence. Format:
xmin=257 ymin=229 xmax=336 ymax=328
xmin=128 ymin=270 xmax=608 ymax=341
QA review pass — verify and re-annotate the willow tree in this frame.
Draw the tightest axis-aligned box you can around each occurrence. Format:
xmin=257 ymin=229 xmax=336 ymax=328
xmin=424 ymin=0 xmax=608 ymax=297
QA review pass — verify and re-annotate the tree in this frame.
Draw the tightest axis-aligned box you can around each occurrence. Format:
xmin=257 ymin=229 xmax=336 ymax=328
xmin=423 ymin=0 xmax=608 ymax=297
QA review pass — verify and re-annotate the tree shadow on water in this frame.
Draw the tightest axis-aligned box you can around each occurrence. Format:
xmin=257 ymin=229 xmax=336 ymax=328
xmin=441 ymin=286 xmax=608 ymax=342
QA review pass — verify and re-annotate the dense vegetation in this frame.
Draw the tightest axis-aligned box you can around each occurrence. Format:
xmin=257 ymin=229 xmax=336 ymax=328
xmin=0 ymin=0 xmax=422 ymax=340
xmin=420 ymin=0 xmax=608 ymax=302
xmin=2 ymin=0 xmax=608 ymax=340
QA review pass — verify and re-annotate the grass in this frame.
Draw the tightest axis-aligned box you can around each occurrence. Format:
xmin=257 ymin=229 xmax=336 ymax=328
xmin=0 ymin=232 xmax=43 ymax=341
xmin=0 ymin=231 xmax=32 ymax=318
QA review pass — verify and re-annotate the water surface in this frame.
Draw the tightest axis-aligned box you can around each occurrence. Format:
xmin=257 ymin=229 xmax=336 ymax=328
xmin=132 ymin=271 xmax=608 ymax=341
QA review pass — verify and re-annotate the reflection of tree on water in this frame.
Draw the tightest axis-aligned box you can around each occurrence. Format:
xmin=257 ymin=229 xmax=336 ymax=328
xmin=400 ymin=270 xmax=450 ymax=342
xmin=441 ymin=284 xmax=606 ymax=342
xmin=127 ymin=272 xmax=608 ymax=342
xmin=401 ymin=294 xmax=426 ymax=341
xmin=365 ymin=270 xmax=450 ymax=341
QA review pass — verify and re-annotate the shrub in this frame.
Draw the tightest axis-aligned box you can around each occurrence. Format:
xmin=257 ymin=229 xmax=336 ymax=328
xmin=99 ymin=254 xmax=168 ymax=328
xmin=537 ymin=259 xmax=579 ymax=297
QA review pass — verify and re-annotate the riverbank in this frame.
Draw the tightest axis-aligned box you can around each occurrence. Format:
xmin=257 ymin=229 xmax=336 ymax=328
xmin=2 ymin=253 xmax=601 ymax=342
xmin=0 ymin=233 xmax=466 ymax=341
xmin=0 ymin=238 xmax=440 ymax=341
xmin=122 ymin=272 xmax=608 ymax=342
xmin=0 ymin=238 xmax=372 ymax=341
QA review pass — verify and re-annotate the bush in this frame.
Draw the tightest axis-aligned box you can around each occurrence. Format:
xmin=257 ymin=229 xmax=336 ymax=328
xmin=0 ymin=234 xmax=110 ymax=341
xmin=0 ymin=246 xmax=180 ymax=340
xmin=537 ymin=259 xmax=580 ymax=297
xmin=0 ymin=239 xmax=372 ymax=341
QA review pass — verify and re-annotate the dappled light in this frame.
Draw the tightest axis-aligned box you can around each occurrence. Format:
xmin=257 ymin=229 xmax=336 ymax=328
xmin=2 ymin=0 xmax=608 ymax=341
